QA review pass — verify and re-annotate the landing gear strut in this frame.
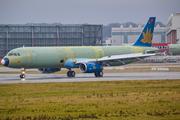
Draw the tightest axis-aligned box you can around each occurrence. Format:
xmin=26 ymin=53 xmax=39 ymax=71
xmin=94 ymin=71 xmax=103 ymax=77
xmin=67 ymin=69 xmax=76 ymax=77
xmin=20 ymin=68 xmax=26 ymax=81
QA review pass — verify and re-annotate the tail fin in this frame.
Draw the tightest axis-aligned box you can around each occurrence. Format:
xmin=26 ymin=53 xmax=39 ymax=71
xmin=133 ymin=17 xmax=156 ymax=47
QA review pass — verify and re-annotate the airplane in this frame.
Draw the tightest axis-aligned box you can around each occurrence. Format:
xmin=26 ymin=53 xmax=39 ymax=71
xmin=1 ymin=17 xmax=158 ymax=80
xmin=169 ymin=44 xmax=180 ymax=55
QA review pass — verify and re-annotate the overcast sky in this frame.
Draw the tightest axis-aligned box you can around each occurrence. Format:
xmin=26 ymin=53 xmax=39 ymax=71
xmin=0 ymin=0 xmax=179 ymax=25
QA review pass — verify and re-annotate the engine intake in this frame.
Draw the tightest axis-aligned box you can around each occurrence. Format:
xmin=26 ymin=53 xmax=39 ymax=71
xmin=38 ymin=68 xmax=61 ymax=73
xmin=79 ymin=63 xmax=102 ymax=73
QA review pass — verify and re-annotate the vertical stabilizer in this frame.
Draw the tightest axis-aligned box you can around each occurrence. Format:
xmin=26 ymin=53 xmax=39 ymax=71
xmin=133 ymin=17 xmax=156 ymax=47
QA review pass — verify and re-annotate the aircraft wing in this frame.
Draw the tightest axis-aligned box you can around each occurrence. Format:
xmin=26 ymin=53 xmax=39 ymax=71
xmin=75 ymin=53 xmax=155 ymax=65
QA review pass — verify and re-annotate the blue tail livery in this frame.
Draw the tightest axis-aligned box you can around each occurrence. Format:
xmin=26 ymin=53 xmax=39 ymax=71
xmin=133 ymin=17 xmax=156 ymax=47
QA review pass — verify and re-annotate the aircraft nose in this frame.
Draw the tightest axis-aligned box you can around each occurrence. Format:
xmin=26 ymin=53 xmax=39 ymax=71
xmin=1 ymin=58 xmax=9 ymax=66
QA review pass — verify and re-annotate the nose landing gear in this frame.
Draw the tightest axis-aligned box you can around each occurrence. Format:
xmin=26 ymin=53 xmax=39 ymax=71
xmin=20 ymin=68 xmax=26 ymax=81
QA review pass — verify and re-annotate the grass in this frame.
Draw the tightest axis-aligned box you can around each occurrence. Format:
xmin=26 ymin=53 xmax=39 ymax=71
xmin=0 ymin=64 xmax=4 ymax=67
xmin=0 ymin=80 xmax=180 ymax=119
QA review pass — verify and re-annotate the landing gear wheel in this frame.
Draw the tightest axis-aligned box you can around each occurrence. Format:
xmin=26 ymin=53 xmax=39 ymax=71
xmin=98 ymin=71 xmax=103 ymax=77
xmin=94 ymin=71 xmax=103 ymax=77
xmin=20 ymin=74 xmax=26 ymax=78
xmin=67 ymin=71 xmax=76 ymax=77
xmin=20 ymin=68 xmax=26 ymax=81
xmin=67 ymin=71 xmax=71 ymax=77
xmin=71 ymin=71 xmax=76 ymax=77
xmin=20 ymin=74 xmax=26 ymax=81
xmin=94 ymin=72 xmax=99 ymax=77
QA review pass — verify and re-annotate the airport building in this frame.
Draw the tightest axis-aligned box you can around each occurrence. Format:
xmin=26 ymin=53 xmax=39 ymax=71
xmin=102 ymin=37 xmax=113 ymax=46
xmin=111 ymin=24 xmax=166 ymax=46
xmin=0 ymin=24 xmax=102 ymax=58
xmin=166 ymin=13 xmax=180 ymax=44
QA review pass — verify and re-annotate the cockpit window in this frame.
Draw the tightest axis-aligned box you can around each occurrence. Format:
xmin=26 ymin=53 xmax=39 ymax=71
xmin=8 ymin=53 xmax=21 ymax=56
xmin=8 ymin=53 xmax=14 ymax=56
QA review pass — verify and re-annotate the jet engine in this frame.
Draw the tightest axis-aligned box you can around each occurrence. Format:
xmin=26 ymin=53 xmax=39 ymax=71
xmin=64 ymin=58 xmax=87 ymax=68
xmin=79 ymin=63 xmax=102 ymax=73
xmin=38 ymin=68 xmax=61 ymax=73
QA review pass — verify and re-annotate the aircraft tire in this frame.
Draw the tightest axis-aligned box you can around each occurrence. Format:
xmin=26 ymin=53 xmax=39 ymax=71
xmin=71 ymin=71 xmax=76 ymax=77
xmin=94 ymin=72 xmax=99 ymax=77
xmin=98 ymin=71 xmax=103 ymax=77
xmin=20 ymin=74 xmax=26 ymax=78
xmin=67 ymin=71 xmax=71 ymax=77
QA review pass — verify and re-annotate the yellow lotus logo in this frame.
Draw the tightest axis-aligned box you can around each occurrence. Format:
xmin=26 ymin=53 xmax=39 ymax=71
xmin=141 ymin=28 xmax=153 ymax=44
xmin=93 ymin=66 xmax=96 ymax=69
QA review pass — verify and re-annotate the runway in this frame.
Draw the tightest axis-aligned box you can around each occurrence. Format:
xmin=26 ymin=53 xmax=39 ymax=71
xmin=0 ymin=72 xmax=180 ymax=84
xmin=1 ymin=63 xmax=180 ymax=72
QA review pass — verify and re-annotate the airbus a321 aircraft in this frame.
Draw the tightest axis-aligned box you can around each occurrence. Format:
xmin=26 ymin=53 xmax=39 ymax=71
xmin=1 ymin=17 xmax=158 ymax=80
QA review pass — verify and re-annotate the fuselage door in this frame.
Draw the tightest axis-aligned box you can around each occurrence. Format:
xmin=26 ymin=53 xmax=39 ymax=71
xmin=25 ymin=49 xmax=31 ymax=61
xmin=58 ymin=48 xmax=65 ymax=67
xmin=24 ymin=49 xmax=37 ymax=67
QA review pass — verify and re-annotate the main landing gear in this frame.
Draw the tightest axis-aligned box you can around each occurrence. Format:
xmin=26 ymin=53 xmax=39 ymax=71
xmin=94 ymin=71 xmax=103 ymax=77
xmin=20 ymin=68 xmax=26 ymax=81
xmin=67 ymin=69 xmax=76 ymax=77
xmin=66 ymin=69 xmax=103 ymax=78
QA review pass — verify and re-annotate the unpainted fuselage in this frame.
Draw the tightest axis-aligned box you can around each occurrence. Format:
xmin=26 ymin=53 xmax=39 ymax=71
xmin=4 ymin=46 xmax=158 ymax=69
xmin=169 ymin=44 xmax=180 ymax=55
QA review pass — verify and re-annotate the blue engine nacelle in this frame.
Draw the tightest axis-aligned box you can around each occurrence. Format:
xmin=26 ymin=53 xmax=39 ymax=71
xmin=79 ymin=63 xmax=102 ymax=73
xmin=38 ymin=68 xmax=61 ymax=73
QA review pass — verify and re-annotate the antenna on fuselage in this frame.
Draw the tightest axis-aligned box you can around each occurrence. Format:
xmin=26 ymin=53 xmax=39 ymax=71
xmin=23 ymin=45 xmax=25 ymax=47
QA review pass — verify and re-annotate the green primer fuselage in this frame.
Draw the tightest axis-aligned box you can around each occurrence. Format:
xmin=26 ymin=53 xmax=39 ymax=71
xmin=5 ymin=46 xmax=158 ymax=69
xmin=169 ymin=44 xmax=180 ymax=55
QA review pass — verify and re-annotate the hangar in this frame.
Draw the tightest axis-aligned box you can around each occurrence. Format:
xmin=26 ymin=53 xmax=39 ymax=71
xmin=0 ymin=24 xmax=103 ymax=58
